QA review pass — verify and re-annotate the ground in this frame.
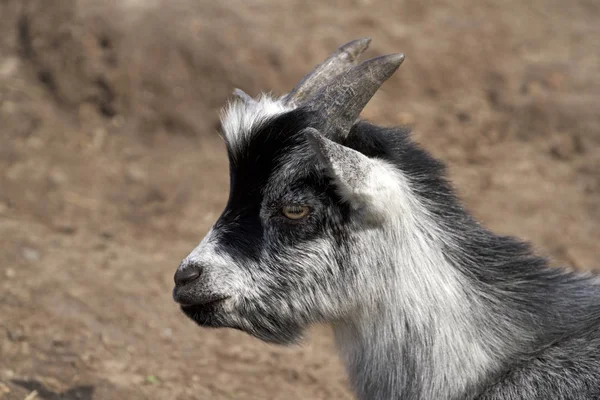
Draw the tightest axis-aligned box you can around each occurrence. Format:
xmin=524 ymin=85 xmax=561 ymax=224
xmin=0 ymin=0 xmax=599 ymax=399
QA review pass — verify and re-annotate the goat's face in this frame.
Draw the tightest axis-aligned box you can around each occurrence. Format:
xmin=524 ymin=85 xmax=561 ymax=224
xmin=173 ymin=39 xmax=405 ymax=344
xmin=174 ymin=109 xmax=367 ymax=344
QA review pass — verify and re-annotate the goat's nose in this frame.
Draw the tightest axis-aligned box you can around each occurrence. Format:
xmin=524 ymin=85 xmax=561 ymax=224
xmin=174 ymin=263 xmax=202 ymax=286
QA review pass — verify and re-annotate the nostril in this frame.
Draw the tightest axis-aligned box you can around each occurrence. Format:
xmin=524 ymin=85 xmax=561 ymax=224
xmin=174 ymin=264 xmax=202 ymax=286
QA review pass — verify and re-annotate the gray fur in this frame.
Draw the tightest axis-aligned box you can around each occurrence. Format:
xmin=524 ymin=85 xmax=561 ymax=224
xmin=173 ymin=39 xmax=600 ymax=400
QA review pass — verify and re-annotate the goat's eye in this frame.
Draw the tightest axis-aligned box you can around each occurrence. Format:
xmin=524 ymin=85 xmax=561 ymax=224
xmin=281 ymin=205 xmax=310 ymax=220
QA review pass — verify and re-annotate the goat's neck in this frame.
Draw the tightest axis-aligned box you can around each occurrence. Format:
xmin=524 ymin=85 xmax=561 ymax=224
xmin=330 ymin=165 xmax=600 ymax=400
xmin=333 ymin=236 xmax=500 ymax=399
xmin=333 ymin=207 xmax=534 ymax=400
xmin=334 ymin=218 xmax=600 ymax=400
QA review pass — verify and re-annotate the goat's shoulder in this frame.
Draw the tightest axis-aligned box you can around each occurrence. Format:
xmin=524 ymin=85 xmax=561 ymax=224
xmin=478 ymin=318 xmax=600 ymax=400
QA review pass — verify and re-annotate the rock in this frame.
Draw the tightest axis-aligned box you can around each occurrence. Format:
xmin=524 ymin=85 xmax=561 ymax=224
xmin=22 ymin=247 xmax=41 ymax=261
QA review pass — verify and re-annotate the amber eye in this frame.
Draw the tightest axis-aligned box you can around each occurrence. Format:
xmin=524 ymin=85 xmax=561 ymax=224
xmin=281 ymin=205 xmax=310 ymax=220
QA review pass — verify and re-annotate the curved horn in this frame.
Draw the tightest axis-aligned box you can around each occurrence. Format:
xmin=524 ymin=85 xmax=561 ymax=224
xmin=284 ymin=38 xmax=371 ymax=105
xmin=306 ymin=53 xmax=405 ymax=139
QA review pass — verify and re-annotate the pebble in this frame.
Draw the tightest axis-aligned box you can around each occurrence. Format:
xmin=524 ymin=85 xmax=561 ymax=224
xmin=22 ymin=247 xmax=41 ymax=261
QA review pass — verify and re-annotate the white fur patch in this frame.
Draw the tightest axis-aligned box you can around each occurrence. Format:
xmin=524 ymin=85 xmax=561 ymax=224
xmin=220 ymin=93 xmax=291 ymax=153
xmin=331 ymin=161 xmax=501 ymax=400
xmin=183 ymin=229 xmax=254 ymax=308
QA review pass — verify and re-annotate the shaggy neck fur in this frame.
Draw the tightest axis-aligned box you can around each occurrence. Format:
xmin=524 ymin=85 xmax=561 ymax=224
xmin=331 ymin=122 xmax=600 ymax=400
xmin=332 ymin=168 xmax=502 ymax=400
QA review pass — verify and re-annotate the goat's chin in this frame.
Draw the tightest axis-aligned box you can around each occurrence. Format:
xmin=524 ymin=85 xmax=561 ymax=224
xmin=245 ymin=324 xmax=304 ymax=345
xmin=179 ymin=304 xmax=304 ymax=344
xmin=180 ymin=301 xmax=304 ymax=345
xmin=179 ymin=302 xmax=231 ymax=328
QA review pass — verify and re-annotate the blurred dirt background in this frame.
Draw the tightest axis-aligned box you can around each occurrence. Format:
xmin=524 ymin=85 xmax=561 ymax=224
xmin=0 ymin=0 xmax=599 ymax=399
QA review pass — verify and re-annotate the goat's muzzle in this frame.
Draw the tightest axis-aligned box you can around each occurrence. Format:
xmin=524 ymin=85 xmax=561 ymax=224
xmin=174 ymin=261 xmax=202 ymax=286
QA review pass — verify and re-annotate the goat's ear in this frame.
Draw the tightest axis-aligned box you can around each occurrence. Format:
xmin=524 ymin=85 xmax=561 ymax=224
xmin=305 ymin=128 xmax=393 ymax=222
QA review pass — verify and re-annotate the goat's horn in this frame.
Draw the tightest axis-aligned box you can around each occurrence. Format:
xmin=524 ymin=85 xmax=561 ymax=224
xmin=284 ymin=38 xmax=371 ymax=105
xmin=306 ymin=53 xmax=405 ymax=139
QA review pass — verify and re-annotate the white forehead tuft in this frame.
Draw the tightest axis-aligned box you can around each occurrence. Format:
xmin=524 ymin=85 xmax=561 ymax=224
xmin=220 ymin=93 xmax=292 ymax=150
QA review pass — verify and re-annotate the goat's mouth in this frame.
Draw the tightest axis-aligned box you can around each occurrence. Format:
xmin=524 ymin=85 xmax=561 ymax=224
xmin=179 ymin=296 xmax=230 ymax=311
xmin=179 ymin=297 xmax=231 ymax=326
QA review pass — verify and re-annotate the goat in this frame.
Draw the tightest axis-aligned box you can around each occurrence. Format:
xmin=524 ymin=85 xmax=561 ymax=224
xmin=172 ymin=38 xmax=600 ymax=399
